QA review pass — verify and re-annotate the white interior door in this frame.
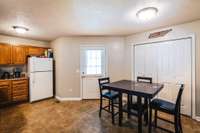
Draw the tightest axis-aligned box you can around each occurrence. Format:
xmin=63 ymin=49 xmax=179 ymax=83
xmin=134 ymin=38 xmax=192 ymax=116
xmin=80 ymin=46 xmax=106 ymax=99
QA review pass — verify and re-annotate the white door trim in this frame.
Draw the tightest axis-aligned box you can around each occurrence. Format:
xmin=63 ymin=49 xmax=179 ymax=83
xmin=131 ymin=34 xmax=196 ymax=120
xmin=80 ymin=45 xmax=108 ymax=99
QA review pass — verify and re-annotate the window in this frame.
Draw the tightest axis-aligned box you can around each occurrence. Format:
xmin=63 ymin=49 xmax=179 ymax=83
xmin=81 ymin=47 xmax=106 ymax=75
xmin=86 ymin=50 xmax=102 ymax=74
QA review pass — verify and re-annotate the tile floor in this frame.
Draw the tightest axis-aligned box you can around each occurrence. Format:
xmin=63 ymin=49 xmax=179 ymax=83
xmin=0 ymin=99 xmax=200 ymax=133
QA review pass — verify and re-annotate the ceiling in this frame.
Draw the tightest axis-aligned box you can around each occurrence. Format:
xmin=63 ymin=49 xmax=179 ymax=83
xmin=0 ymin=0 xmax=200 ymax=41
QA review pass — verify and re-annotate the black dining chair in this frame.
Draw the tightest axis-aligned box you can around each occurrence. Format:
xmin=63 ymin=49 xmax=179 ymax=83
xmin=149 ymin=84 xmax=184 ymax=133
xmin=126 ymin=76 xmax=153 ymax=124
xmin=137 ymin=76 xmax=153 ymax=84
xmin=98 ymin=77 xmax=119 ymax=124
xmin=137 ymin=76 xmax=152 ymax=123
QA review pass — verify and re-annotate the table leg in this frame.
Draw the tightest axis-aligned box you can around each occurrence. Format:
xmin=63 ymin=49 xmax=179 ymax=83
xmin=127 ymin=94 xmax=131 ymax=119
xmin=118 ymin=92 xmax=123 ymax=126
xmin=148 ymin=100 xmax=152 ymax=133
xmin=145 ymin=98 xmax=150 ymax=125
xmin=137 ymin=96 xmax=142 ymax=133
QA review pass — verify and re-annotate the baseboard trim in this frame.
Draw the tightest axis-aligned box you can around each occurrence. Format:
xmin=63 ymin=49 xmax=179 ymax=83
xmin=195 ymin=116 xmax=200 ymax=122
xmin=56 ymin=96 xmax=82 ymax=101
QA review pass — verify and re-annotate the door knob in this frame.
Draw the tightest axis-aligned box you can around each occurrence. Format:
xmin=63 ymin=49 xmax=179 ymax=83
xmin=82 ymin=72 xmax=85 ymax=78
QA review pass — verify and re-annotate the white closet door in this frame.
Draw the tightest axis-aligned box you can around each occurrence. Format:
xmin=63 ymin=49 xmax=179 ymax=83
xmin=135 ymin=44 xmax=158 ymax=82
xmin=157 ymin=42 xmax=175 ymax=102
xmin=135 ymin=45 xmax=145 ymax=78
xmin=134 ymin=38 xmax=192 ymax=116
xmin=144 ymin=44 xmax=158 ymax=83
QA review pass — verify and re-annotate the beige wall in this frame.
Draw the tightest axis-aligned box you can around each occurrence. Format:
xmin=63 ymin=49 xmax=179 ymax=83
xmin=0 ymin=34 xmax=49 ymax=47
xmin=125 ymin=20 xmax=200 ymax=116
xmin=51 ymin=37 xmax=126 ymax=98
xmin=50 ymin=20 xmax=200 ymax=116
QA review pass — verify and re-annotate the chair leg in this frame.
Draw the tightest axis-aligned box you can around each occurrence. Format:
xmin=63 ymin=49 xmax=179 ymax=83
xmin=174 ymin=115 xmax=179 ymax=133
xmin=144 ymin=98 xmax=148 ymax=125
xmin=144 ymin=112 xmax=148 ymax=125
xmin=179 ymin=113 xmax=183 ymax=133
xmin=148 ymin=106 xmax=152 ymax=133
xmin=111 ymin=99 xmax=115 ymax=124
xmin=99 ymin=97 xmax=103 ymax=117
xmin=154 ymin=110 xmax=157 ymax=128
xmin=109 ymin=99 xmax=111 ymax=112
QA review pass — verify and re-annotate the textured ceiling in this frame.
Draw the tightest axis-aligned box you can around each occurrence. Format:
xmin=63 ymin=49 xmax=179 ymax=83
xmin=0 ymin=0 xmax=200 ymax=41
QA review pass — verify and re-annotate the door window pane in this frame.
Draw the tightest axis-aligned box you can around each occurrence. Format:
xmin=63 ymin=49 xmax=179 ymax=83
xmin=86 ymin=50 xmax=102 ymax=75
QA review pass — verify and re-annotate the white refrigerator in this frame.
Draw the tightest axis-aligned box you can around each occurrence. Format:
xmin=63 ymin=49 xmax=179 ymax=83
xmin=28 ymin=57 xmax=53 ymax=102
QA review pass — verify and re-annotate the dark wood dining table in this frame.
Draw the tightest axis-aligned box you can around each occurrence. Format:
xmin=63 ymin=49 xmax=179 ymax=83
xmin=102 ymin=80 xmax=164 ymax=133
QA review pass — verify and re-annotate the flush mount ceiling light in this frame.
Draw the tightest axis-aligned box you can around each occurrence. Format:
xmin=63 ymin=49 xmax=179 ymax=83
xmin=136 ymin=7 xmax=158 ymax=21
xmin=12 ymin=26 xmax=29 ymax=34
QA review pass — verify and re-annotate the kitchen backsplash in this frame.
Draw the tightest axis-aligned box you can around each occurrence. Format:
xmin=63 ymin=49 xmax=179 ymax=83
xmin=0 ymin=65 xmax=27 ymax=78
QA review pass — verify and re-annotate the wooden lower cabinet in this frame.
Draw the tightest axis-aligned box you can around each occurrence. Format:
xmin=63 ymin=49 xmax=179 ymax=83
xmin=12 ymin=79 xmax=28 ymax=102
xmin=0 ymin=80 xmax=11 ymax=105
xmin=0 ymin=78 xmax=28 ymax=105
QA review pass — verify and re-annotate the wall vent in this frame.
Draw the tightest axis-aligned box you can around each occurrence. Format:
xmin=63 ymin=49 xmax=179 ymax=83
xmin=149 ymin=29 xmax=172 ymax=39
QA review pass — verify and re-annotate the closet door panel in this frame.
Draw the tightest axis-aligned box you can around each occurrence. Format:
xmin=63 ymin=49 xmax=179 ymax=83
xmin=157 ymin=39 xmax=192 ymax=115
xmin=135 ymin=45 xmax=145 ymax=78
xmin=175 ymin=39 xmax=192 ymax=115
xmin=144 ymin=44 xmax=158 ymax=83
xmin=157 ymin=42 xmax=173 ymax=101
xmin=135 ymin=44 xmax=158 ymax=82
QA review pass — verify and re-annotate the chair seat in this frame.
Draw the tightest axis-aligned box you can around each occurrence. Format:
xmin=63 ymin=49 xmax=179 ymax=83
xmin=150 ymin=99 xmax=176 ymax=114
xmin=102 ymin=91 xmax=119 ymax=99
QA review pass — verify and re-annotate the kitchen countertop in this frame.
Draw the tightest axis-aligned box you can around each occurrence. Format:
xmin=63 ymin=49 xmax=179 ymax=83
xmin=0 ymin=77 xmax=28 ymax=81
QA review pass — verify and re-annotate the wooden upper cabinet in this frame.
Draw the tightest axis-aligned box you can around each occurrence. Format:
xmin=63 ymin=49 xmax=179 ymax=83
xmin=26 ymin=47 xmax=46 ymax=56
xmin=0 ymin=43 xmax=11 ymax=65
xmin=12 ymin=45 xmax=26 ymax=65
xmin=0 ymin=43 xmax=48 ymax=65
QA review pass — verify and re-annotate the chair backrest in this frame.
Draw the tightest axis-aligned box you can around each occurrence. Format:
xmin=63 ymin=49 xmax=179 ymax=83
xmin=98 ymin=77 xmax=110 ymax=95
xmin=175 ymin=84 xmax=184 ymax=113
xmin=137 ymin=76 xmax=152 ymax=84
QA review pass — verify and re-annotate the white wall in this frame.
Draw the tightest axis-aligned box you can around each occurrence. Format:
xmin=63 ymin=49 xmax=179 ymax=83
xmin=51 ymin=37 xmax=126 ymax=98
xmin=125 ymin=20 xmax=200 ymax=116
xmin=0 ymin=34 xmax=49 ymax=47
